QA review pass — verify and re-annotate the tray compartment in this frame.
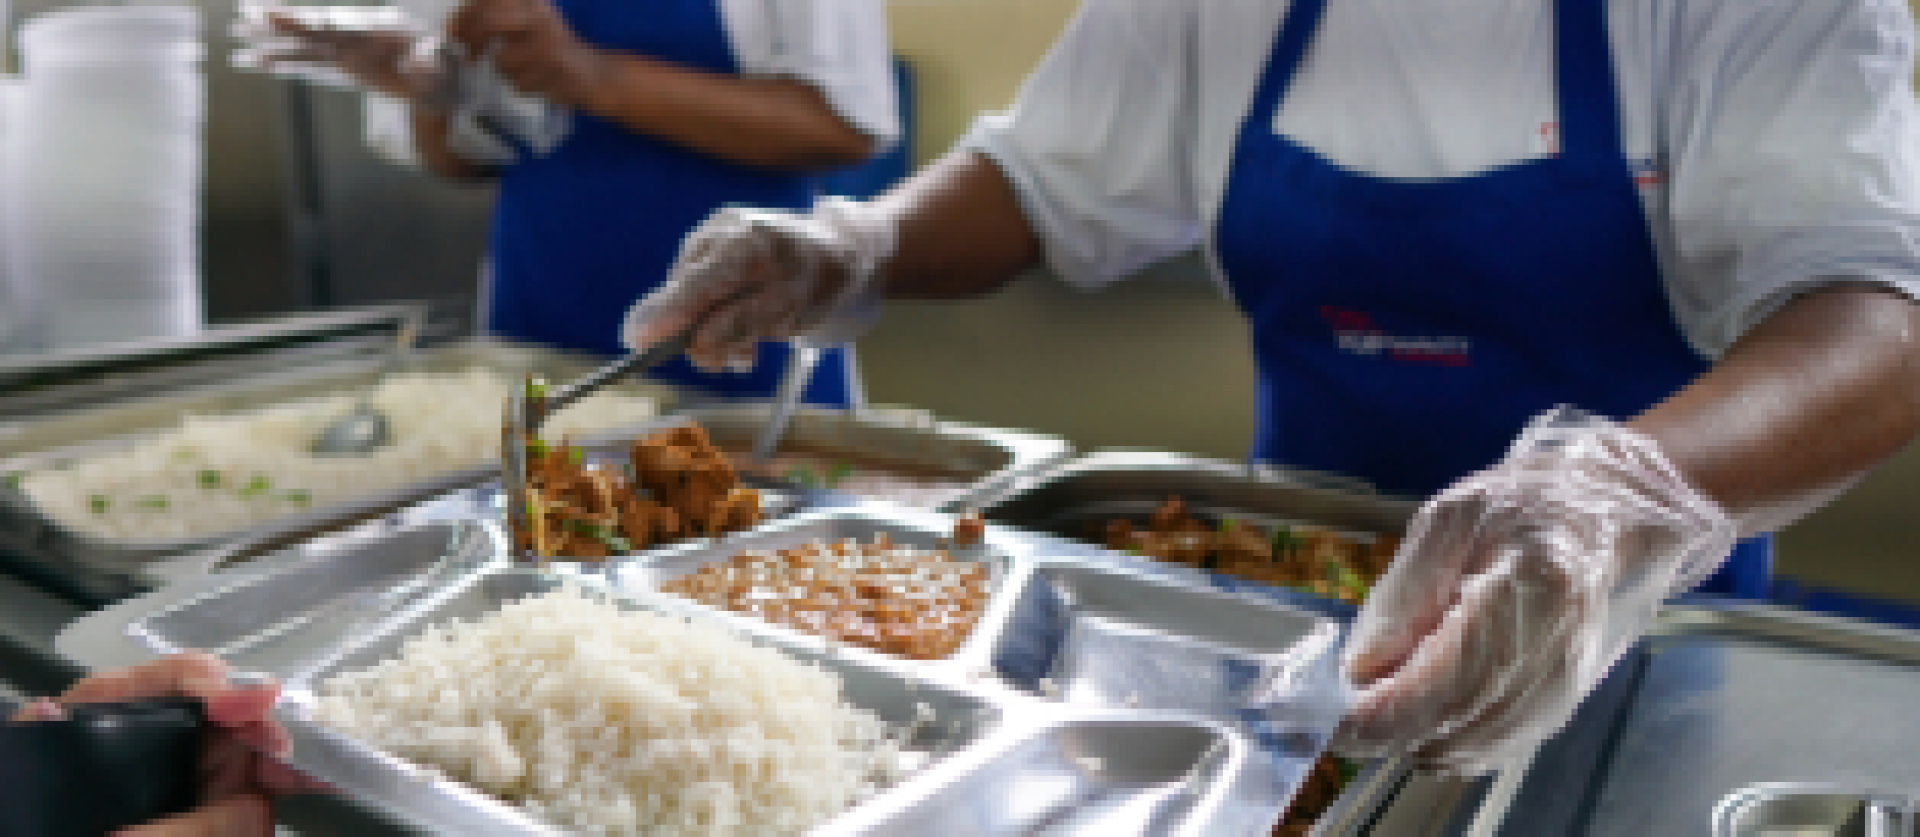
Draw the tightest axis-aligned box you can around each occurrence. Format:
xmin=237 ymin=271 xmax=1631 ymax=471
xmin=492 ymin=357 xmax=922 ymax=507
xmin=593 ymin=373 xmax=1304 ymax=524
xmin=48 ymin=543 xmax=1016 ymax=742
xmin=992 ymin=559 xmax=1342 ymax=711
xmin=610 ymin=506 xmax=1026 ymax=667
xmin=281 ymin=567 xmax=1003 ymax=836
xmin=841 ymin=716 xmax=1246 ymax=837
xmin=130 ymin=520 xmax=502 ymax=677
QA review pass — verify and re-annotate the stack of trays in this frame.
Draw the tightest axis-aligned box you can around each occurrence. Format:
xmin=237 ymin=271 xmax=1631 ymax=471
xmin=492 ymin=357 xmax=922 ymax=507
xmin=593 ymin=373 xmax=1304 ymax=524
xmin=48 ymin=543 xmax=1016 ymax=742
xmin=114 ymin=506 xmax=1356 ymax=835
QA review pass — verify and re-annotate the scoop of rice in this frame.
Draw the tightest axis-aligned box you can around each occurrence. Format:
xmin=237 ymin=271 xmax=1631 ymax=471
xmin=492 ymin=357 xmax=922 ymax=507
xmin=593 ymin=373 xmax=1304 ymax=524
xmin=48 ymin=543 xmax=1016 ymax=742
xmin=21 ymin=368 xmax=658 ymax=541
xmin=314 ymin=586 xmax=900 ymax=836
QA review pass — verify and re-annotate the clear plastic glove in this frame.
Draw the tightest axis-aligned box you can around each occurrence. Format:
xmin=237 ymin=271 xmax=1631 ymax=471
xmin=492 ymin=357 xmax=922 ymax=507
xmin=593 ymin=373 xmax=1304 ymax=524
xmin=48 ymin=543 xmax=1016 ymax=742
xmin=620 ymin=198 xmax=896 ymax=371
xmin=1334 ymin=406 xmax=1738 ymax=775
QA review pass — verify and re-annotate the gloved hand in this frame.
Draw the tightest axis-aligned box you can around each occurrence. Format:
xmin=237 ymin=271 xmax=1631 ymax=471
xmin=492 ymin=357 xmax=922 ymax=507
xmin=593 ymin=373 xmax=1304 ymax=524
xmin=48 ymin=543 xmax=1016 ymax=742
xmin=236 ymin=12 xmax=570 ymax=165
xmin=1333 ymin=407 xmax=1738 ymax=775
xmin=621 ymin=198 xmax=896 ymax=371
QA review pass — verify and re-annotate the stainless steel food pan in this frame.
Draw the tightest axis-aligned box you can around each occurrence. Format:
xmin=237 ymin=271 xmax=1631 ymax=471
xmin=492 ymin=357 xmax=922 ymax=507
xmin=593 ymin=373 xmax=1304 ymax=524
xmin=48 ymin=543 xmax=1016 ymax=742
xmin=978 ymin=450 xmax=1415 ymax=546
xmin=1323 ymin=603 xmax=1920 ymax=836
xmin=681 ymin=404 xmax=1072 ymax=513
xmin=0 ymin=304 xmax=423 ymax=423
xmin=0 ymin=338 xmax=679 ymax=599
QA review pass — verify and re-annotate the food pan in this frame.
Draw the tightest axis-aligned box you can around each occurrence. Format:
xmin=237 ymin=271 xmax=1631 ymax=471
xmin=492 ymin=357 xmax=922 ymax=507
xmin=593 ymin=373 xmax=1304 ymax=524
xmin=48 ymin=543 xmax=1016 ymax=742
xmin=682 ymin=404 xmax=1072 ymax=513
xmin=980 ymin=451 xmax=1415 ymax=547
xmin=1712 ymin=783 xmax=1917 ymax=836
xmin=0 ymin=304 xmax=421 ymax=423
xmin=0 ymin=337 xmax=679 ymax=600
xmin=610 ymin=505 xmax=1030 ymax=671
xmin=1325 ymin=603 xmax=1920 ymax=836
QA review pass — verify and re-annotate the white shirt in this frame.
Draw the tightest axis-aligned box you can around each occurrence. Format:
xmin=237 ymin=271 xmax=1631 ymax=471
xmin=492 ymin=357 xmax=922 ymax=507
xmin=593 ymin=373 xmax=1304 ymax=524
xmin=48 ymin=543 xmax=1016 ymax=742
xmin=366 ymin=0 xmax=898 ymax=163
xmin=962 ymin=0 xmax=1920 ymax=356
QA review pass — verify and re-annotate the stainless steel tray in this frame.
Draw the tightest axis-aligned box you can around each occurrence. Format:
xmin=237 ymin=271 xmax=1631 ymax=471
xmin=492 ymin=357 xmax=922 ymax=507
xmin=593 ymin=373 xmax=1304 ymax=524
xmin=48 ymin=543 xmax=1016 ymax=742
xmin=681 ymin=404 xmax=1072 ymax=513
xmin=1326 ymin=603 xmax=1920 ymax=836
xmin=0 ymin=338 xmax=680 ymax=601
xmin=101 ymin=504 xmax=1349 ymax=835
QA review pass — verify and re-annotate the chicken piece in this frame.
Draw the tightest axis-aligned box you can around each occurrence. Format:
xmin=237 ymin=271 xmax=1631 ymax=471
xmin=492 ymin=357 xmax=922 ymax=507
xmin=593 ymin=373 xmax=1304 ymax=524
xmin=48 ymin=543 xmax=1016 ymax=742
xmin=951 ymin=513 xmax=987 ymax=548
xmin=1100 ymin=518 xmax=1137 ymax=551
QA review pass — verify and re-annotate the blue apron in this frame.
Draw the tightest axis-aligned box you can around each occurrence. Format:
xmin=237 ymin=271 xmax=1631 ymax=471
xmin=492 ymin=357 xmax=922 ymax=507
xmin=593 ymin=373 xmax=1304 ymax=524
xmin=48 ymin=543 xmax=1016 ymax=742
xmin=481 ymin=0 xmax=854 ymax=406
xmin=1211 ymin=0 xmax=1767 ymax=597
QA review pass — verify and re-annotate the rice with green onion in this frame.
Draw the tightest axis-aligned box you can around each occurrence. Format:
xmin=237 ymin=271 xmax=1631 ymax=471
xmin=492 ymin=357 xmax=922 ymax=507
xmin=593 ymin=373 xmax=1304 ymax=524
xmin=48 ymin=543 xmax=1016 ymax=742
xmin=19 ymin=368 xmax=657 ymax=541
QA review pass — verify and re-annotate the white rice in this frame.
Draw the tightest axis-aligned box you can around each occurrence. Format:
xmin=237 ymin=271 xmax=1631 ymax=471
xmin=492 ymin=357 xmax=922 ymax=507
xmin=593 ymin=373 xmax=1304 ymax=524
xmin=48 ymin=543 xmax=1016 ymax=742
xmin=20 ymin=368 xmax=658 ymax=542
xmin=315 ymin=586 xmax=900 ymax=836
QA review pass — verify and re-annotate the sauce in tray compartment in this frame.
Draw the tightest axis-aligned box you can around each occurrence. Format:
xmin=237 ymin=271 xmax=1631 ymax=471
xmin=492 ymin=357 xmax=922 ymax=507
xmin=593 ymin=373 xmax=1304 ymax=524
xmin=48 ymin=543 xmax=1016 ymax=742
xmin=663 ymin=526 xmax=990 ymax=661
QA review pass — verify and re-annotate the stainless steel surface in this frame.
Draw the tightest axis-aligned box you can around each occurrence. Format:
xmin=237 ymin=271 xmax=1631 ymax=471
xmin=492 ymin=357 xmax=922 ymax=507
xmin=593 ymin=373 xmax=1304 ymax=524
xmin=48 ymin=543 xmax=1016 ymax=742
xmin=0 ymin=338 xmax=679 ymax=599
xmin=753 ymin=340 xmax=825 ymax=463
xmin=133 ymin=521 xmax=497 ymax=679
xmin=311 ymin=311 xmax=424 ymax=456
xmin=684 ymin=404 xmax=1073 ymax=514
xmin=1713 ymin=784 xmax=1916 ymax=837
xmin=1333 ymin=604 xmax=1920 ymax=836
xmin=0 ymin=305 xmax=423 ymax=423
xmin=979 ymin=451 xmax=1416 ymax=544
xmin=610 ymin=506 xmax=1027 ymax=669
xmin=74 ymin=502 xmax=1349 ymax=835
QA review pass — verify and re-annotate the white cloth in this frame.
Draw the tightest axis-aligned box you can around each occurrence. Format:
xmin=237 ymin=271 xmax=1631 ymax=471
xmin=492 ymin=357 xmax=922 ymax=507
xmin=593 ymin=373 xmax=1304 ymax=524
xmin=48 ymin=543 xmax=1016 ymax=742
xmin=365 ymin=0 xmax=898 ymax=165
xmin=962 ymin=0 xmax=1920 ymax=356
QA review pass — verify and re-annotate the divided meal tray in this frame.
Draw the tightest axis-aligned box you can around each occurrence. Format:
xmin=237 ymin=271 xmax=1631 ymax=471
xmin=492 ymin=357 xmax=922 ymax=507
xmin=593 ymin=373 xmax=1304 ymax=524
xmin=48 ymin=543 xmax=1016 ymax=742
xmin=119 ymin=505 xmax=1352 ymax=836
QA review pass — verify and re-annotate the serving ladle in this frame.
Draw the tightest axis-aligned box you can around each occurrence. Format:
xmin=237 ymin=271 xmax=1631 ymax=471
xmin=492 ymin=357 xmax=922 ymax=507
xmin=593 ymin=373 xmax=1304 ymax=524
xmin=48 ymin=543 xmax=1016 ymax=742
xmin=310 ymin=313 xmax=423 ymax=457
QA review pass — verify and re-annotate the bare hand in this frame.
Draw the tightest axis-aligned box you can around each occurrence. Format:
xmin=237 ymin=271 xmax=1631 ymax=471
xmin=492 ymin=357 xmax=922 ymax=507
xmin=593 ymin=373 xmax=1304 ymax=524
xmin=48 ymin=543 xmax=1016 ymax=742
xmin=12 ymin=653 xmax=328 ymax=837
xmin=448 ymin=0 xmax=608 ymax=108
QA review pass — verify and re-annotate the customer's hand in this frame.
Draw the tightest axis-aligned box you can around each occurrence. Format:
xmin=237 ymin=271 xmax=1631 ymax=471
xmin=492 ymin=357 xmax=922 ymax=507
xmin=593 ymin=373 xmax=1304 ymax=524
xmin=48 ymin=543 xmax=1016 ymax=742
xmin=621 ymin=199 xmax=895 ymax=371
xmin=1333 ymin=408 xmax=1739 ymax=775
xmin=448 ymin=0 xmax=606 ymax=109
xmin=12 ymin=652 xmax=323 ymax=837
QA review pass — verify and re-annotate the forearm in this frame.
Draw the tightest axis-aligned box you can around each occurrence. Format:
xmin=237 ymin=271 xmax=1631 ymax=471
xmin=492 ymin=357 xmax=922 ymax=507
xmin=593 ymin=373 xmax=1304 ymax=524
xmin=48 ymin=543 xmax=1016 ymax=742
xmin=574 ymin=53 xmax=872 ymax=171
xmin=408 ymin=104 xmax=497 ymax=181
xmin=871 ymin=151 xmax=1044 ymax=299
xmin=1632 ymin=283 xmax=1920 ymax=534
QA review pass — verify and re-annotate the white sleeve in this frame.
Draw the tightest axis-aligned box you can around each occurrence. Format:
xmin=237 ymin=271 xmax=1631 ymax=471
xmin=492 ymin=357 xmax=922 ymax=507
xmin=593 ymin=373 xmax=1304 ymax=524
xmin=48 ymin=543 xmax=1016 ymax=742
xmin=718 ymin=0 xmax=900 ymax=149
xmin=1662 ymin=0 xmax=1920 ymax=355
xmin=957 ymin=0 xmax=1202 ymax=289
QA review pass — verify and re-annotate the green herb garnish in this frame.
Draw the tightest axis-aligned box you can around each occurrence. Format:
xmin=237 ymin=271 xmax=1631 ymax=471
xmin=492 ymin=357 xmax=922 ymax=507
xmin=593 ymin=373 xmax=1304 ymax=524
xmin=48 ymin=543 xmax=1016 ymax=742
xmin=822 ymin=461 xmax=855 ymax=490
xmin=783 ymin=465 xmax=821 ymax=488
xmin=1216 ymin=518 xmax=1239 ymax=533
xmin=239 ymin=475 xmax=272 ymax=497
xmin=281 ymin=490 xmax=312 ymax=505
xmin=1271 ymin=525 xmax=1303 ymax=555
xmin=526 ymin=438 xmax=549 ymax=458
xmin=88 ymin=495 xmax=111 ymax=513
xmin=565 ymin=520 xmax=633 ymax=553
xmin=526 ymin=378 xmax=549 ymax=399
xmin=136 ymin=496 xmax=169 ymax=510
xmin=567 ymin=447 xmax=583 ymax=465
xmin=2 ymin=472 xmax=22 ymax=490
xmin=197 ymin=470 xmax=223 ymax=489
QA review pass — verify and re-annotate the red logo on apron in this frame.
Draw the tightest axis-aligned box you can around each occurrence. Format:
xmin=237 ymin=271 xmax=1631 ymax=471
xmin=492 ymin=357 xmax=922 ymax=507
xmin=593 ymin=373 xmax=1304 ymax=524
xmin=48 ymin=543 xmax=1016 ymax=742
xmin=1318 ymin=306 xmax=1473 ymax=367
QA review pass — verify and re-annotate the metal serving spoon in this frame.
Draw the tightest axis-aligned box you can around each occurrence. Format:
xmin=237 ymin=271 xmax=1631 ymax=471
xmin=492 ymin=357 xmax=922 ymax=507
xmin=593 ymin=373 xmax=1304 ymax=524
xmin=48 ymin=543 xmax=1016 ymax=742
xmin=310 ymin=312 xmax=423 ymax=457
